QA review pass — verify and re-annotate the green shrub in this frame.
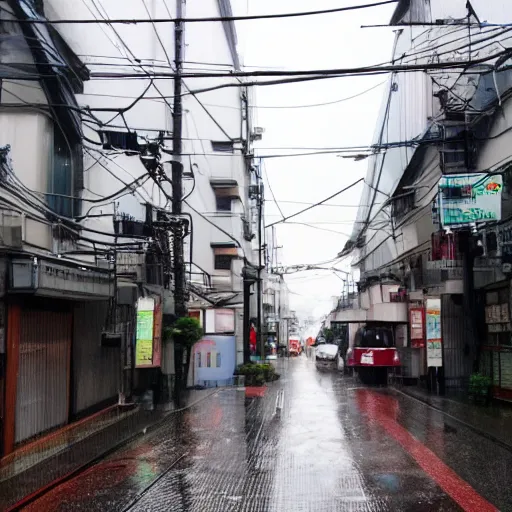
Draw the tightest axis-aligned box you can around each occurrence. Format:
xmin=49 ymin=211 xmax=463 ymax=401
xmin=236 ymin=363 xmax=280 ymax=386
xmin=469 ymin=372 xmax=491 ymax=389
xmin=469 ymin=373 xmax=492 ymax=404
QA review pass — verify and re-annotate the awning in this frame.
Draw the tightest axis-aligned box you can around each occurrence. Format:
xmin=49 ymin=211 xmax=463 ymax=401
xmin=9 ymin=257 xmax=113 ymax=300
xmin=211 ymin=243 xmax=240 ymax=257
xmin=210 ymin=179 xmax=240 ymax=199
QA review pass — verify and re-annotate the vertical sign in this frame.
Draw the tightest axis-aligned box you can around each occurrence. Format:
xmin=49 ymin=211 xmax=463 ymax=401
xmin=426 ymin=298 xmax=442 ymax=367
xmin=152 ymin=299 xmax=162 ymax=367
xmin=409 ymin=307 xmax=425 ymax=348
xmin=135 ymin=297 xmax=155 ymax=367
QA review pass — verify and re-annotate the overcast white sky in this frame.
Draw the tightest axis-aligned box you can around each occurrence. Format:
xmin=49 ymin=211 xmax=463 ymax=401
xmin=233 ymin=0 xmax=396 ymax=319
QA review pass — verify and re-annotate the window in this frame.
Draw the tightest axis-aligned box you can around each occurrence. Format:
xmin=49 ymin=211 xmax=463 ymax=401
xmin=47 ymin=123 xmax=83 ymax=218
xmin=211 ymin=141 xmax=234 ymax=153
xmin=216 ymin=196 xmax=232 ymax=212
xmin=391 ymin=192 xmax=414 ymax=220
xmin=215 ymin=254 xmax=232 ymax=270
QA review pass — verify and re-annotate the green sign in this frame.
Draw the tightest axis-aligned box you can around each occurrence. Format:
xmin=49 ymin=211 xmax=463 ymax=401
xmin=438 ymin=173 xmax=502 ymax=227
xmin=135 ymin=299 xmax=155 ymax=367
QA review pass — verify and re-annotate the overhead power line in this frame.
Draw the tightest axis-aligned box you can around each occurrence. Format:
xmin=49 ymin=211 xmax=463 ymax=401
xmin=89 ymin=48 xmax=511 ymax=80
xmin=265 ymin=178 xmax=364 ymax=229
xmin=0 ymin=1 xmax=398 ymax=25
xmin=250 ymin=81 xmax=387 ymax=109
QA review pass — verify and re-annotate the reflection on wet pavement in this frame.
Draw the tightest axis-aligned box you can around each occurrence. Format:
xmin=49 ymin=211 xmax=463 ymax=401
xmin=25 ymin=357 xmax=508 ymax=512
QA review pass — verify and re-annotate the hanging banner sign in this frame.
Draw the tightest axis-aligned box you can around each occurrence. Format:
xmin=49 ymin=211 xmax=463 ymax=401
xmin=426 ymin=298 xmax=442 ymax=367
xmin=438 ymin=173 xmax=502 ymax=227
xmin=152 ymin=300 xmax=162 ymax=367
xmin=135 ymin=297 xmax=155 ymax=367
xmin=409 ymin=307 xmax=425 ymax=348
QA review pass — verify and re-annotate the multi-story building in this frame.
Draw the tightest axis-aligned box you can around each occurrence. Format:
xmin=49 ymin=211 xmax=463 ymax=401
xmin=339 ymin=0 xmax=512 ymax=394
xmin=0 ymin=0 xmax=259 ymax=457
xmin=263 ymin=273 xmax=290 ymax=348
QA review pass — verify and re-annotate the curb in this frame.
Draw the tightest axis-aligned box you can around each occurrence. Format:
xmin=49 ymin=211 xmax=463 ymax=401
xmin=6 ymin=388 xmax=220 ymax=512
xmin=391 ymin=387 xmax=512 ymax=454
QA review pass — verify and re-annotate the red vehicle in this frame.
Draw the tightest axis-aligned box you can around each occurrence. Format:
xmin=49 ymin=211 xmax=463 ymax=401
xmin=289 ymin=338 xmax=301 ymax=357
xmin=346 ymin=325 xmax=400 ymax=384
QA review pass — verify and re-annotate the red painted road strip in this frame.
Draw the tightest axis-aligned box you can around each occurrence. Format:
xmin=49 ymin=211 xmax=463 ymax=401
xmin=356 ymin=389 xmax=498 ymax=512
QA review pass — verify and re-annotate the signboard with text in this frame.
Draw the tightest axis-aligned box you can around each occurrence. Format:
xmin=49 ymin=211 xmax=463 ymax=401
xmin=438 ymin=173 xmax=502 ymax=228
xmin=426 ymin=298 xmax=442 ymax=367
xmin=152 ymin=300 xmax=162 ymax=367
xmin=135 ymin=297 xmax=155 ymax=367
xmin=409 ymin=307 xmax=425 ymax=348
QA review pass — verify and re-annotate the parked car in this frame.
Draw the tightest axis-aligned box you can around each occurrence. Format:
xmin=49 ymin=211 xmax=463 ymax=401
xmin=315 ymin=343 xmax=344 ymax=371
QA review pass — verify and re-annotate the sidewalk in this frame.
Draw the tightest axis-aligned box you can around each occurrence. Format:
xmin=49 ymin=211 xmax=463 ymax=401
xmin=0 ymin=388 xmax=217 ymax=511
xmin=391 ymin=385 xmax=512 ymax=450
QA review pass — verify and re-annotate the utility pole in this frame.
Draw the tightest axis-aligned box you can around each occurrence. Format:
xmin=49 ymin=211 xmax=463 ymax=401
xmin=257 ymin=177 xmax=263 ymax=359
xmin=172 ymin=0 xmax=186 ymax=318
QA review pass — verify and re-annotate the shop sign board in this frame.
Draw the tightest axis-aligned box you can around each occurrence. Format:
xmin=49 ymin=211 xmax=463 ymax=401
xmin=152 ymin=300 xmax=162 ymax=367
xmin=426 ymin=298 xmax=442 ymax=367
xmin=409 ymin=307 xmax=425 ymax=348
xmin=135 ymin=297 xmax=156 ymax=367
xmin=438 ymin=173 xmax=502 ymax=228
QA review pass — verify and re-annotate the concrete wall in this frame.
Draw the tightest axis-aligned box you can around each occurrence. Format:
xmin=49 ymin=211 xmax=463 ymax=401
xmin=0 ymin=0 xmax=256 ymax=284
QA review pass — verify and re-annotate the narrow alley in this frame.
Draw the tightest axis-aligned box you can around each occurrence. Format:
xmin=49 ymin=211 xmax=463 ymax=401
xmin=11 ymin=358 xmax=510 ymax=512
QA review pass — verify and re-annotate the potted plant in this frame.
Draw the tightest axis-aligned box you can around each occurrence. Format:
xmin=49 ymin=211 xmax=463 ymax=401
xmin=468 ymin=372 xmax=492 ymax=405
xmin=235 ymin=363 xmax=280 ymax=397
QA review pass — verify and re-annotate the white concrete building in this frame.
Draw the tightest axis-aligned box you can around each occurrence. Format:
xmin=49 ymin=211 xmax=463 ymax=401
xmin=0 ymin=0 xmax=259 ymax=453
xmin=339 ymin=0 xmax=512 ymax=391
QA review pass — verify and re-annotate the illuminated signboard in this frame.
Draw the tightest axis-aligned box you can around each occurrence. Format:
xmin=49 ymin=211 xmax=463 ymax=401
xmin=438 ymin=173 xmax=502 ymax=227
xmin=426 ymin=298 xmax=442 ymax=368
xmin=135 ymin=297 xmax=155 ymax=367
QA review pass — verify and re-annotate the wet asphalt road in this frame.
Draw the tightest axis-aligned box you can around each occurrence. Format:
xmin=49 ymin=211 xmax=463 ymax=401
xmin=22 ymin=357 xmax=512 ymax=512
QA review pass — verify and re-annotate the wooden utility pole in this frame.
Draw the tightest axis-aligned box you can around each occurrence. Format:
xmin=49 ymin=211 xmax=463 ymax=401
xmin=172 ymin=0 xmax=186 ymax=318
xmin=257 ymin=176 xmax=264 ymax=359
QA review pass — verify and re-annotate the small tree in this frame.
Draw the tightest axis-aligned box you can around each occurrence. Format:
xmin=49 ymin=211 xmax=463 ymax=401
xmin=164 ymin=317 xmax=203 ymax=403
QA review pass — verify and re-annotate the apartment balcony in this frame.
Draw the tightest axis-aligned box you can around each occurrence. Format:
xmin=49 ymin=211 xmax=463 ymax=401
xmin=211 ymin=272 xmax=233 ymax=291
xmin=368 ymin=302 xmax=407 ymax=323
xmin=332 ymin=308 xmax=367 ymax=323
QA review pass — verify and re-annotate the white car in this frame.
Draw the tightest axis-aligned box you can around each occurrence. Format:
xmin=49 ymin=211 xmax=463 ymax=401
xmin=315 ymin=343 xmax=344 ymax=371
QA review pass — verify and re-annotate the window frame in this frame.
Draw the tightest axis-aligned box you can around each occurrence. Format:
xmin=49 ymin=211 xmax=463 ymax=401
xmin=215 ymin=196 xmax=232 ymax=212
xmin=214 ymin=254 xmax=233 ymax=270
xmin=47 ymin=122 xmax=83 ymax=219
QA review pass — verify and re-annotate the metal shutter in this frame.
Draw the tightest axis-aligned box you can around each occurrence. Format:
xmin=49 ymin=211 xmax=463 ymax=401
xmin=15 ymin=309 xmax=71 ymax=443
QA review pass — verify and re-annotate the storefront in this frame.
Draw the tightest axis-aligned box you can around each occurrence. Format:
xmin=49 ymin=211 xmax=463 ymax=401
xmin=481 ymin=282 xmax=512 ymax=399
xmin=3 ymin=257 xmax=115 ymax=456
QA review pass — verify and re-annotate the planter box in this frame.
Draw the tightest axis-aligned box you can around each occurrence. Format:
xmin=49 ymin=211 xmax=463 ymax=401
xmin=245 ymin=386 xmax=267 ymax=398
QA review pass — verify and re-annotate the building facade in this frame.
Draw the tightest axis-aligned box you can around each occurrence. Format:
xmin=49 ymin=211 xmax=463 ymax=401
xmin=339 ymin=0 xmax=512 ymax=395
xmin=0 ymin=0 xmax=259 ymax=457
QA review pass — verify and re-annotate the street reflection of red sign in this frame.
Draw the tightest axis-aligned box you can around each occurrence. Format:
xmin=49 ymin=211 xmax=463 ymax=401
xmin=410 ymin=307 xmax=425 ymax=348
